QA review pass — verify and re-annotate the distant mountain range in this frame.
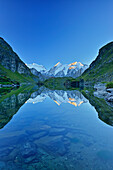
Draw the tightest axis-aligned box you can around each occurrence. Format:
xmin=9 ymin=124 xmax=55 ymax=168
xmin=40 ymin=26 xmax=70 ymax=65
xmin=27 ymin=62 xmax=88 ymax=78
xmin=27 ymin=63 xmax=47 ymax=74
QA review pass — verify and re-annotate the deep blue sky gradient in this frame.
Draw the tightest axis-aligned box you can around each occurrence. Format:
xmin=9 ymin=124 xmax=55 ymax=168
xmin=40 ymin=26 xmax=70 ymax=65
xmin=0 ymin=0 xmax=113 ymax=69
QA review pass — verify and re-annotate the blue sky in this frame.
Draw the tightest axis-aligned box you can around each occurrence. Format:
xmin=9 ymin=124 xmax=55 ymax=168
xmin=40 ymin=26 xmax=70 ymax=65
xmin=0 ymin=0 xmax=113 ymax=69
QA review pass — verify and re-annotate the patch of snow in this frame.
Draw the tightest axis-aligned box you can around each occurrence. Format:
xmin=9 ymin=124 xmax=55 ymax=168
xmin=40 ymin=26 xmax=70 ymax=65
xmin=27 ymin=63 xmax=47 ymax=73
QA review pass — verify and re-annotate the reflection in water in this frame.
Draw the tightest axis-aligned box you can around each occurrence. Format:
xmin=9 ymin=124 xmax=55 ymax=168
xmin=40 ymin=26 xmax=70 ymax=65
xmin=0 ymin=90 xmax=30 ymax=129
xmin=83 ymin=90 xmax=113 ymax=126
xmin=27 ymin=89 xmax=87 ymax=107
xmin=0 ymin=87 xmax=113 ymax=169
xmin=0 ymin=86 xmax=113 ymax=129
xmin=0 ymin=86 xmax=42 ymax=129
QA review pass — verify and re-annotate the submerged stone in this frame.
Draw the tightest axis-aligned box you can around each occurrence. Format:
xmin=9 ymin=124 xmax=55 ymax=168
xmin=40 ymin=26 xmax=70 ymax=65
xmin=24 ymin=155 xmax=37 ymax=164
xmin=21 ymin=142 xmax=37 ymax=158
xmin=107 ymin=96 xmax=113 ymax=102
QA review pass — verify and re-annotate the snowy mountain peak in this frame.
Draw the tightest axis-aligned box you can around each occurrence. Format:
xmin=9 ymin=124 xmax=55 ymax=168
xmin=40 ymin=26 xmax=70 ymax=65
xmin=54 ymin=62 xmax=61 ymax=67
xmin=46 ymin=61 xmax=88 ymax=78
xmin=69 ymin=66 xmax=76 ymax=70
xmin=79 ymin=62 xmax=84 ymax=66
xmin=68 ymin=61 xmax=84 ymax=67
xmin=68 ymin=62 xmax=77 ymax=66
xmin=27 ymin=61 xmax=88 ymax=78
xmin=26 ymin=63 xmax=47 ymax=73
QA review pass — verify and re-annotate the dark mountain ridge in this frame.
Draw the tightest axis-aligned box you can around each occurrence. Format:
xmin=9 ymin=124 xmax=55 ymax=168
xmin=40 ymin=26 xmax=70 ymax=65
xmin=0 ymin=37 xmax=30 ymax=75
xmin=81 ymin=41 xmax=113 ymax=82
xmin=0 ymin=37 xmax=40 ymax=84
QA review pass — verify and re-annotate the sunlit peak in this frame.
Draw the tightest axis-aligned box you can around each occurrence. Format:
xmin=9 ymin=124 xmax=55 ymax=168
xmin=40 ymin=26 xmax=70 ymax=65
xmin=79 ymin=62 xmax=84 ymax=66
xmin=69 ymin=66 xmax=75 ymax=70
xmin=54 ymin=62 xmax=60 ymax=67
xmin=69 ymin=98 xmax=76 ymax=101
xmin=68 ymin=62 xmax=77 ymax=66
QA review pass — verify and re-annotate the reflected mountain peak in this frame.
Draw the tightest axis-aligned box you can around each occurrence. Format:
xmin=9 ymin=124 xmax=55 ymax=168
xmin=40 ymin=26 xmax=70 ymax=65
xmin=68 ymin=101 xmax=77 ymax=107
xmin=54 ymin=100 xmax=60 ymax=106
xmin=27 ymin=89 xmax=88 ymax=107
xmin=69 ymin=98 xmax=76 ymax=101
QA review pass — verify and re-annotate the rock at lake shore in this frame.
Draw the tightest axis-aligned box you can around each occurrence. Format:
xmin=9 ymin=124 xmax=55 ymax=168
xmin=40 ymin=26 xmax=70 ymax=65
xmin=107 ymin=96 xmax=113 ymax=102
xmin=106 ymin=88 xmax=113 ymax=94
xmin=94 ymin=83 xmax=113 ymax=104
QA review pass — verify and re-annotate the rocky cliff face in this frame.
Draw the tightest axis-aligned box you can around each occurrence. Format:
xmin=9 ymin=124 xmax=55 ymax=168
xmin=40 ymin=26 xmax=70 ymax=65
xmin=0 ymin=37 xmax=31 ymax=75
xmin=82 ymin=42 xmax=113 ymax=82
xmin=30 ymin=68 xmax=45 ymax=81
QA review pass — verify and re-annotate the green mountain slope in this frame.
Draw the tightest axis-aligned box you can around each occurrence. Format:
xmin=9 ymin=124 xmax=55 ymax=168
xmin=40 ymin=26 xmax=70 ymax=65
xmin=0 ymin=37 xmax=39 ymax=84
xmin=0 ymin=64 xmax=37 ymax=84
xmin=0 ymin=37 xmax=31 ymax=74
xmin=81 ymin=42 xmax=113 ymax=82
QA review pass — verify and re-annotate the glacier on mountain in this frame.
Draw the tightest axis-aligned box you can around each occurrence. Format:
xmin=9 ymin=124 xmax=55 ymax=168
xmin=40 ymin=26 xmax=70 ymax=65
xmin=27 ymin=61 xmax=88 ymax=78
xmin=26 ymin=63 xmax=47 ymax=74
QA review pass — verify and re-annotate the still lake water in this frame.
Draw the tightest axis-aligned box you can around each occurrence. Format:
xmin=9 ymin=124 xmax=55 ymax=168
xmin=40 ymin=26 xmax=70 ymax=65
xmin=0 ymin=88 xmax=113 ymax=169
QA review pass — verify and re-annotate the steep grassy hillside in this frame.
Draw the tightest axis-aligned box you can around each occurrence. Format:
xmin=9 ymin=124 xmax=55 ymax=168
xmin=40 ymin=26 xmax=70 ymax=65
xmin=81 ymin=42 xmax=113 ymax=83
xmin=0 ymin=64 xmax=37 ymax=84
xmin=0 ymin=37 xmax=31 ymax=74
xmin=0 ymin=37 xmax=39 ymax=84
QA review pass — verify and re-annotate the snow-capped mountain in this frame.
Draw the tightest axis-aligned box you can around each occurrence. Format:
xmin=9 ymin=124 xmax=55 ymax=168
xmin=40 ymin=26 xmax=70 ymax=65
xmin=47 ymin=62 xmax=68 ymax=77
xmin=26 ymin=63 xmax=47 ymax=74
xmin=27 ymin=89 xmax=88 ymax=106
xmin=46 ymin=62 xmax=88 ymax=78
xmin=27 ymin=62 xmax=88 ymax=78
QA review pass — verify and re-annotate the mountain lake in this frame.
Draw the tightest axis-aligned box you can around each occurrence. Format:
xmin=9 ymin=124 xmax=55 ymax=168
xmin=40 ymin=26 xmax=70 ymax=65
xmin=0 ymin=86 xmax=113 ymax=170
